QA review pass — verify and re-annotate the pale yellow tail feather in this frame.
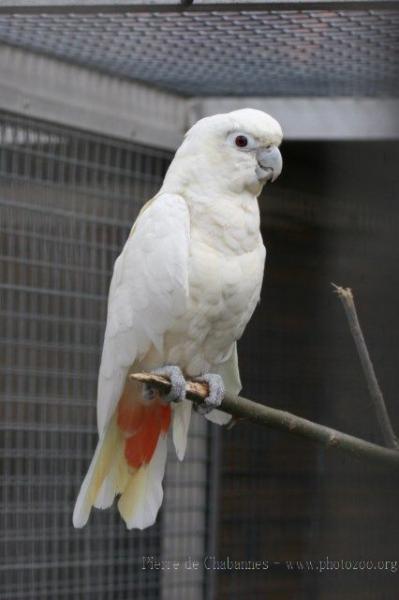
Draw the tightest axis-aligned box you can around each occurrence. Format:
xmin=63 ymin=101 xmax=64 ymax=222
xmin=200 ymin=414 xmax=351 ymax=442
xmin=73 ymin=417 xmax=168 ymax=529
xmin=73 ymin=416 xmax=122 ymax=527
xmin=117 ymin=434 xmax=168 ymax=530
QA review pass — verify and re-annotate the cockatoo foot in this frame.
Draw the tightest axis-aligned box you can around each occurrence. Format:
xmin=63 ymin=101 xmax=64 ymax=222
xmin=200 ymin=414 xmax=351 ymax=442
xmin=194 ymin=373 xmax=225 ymax=415
xmin=150 ymin=365 xmax=187 ymax=403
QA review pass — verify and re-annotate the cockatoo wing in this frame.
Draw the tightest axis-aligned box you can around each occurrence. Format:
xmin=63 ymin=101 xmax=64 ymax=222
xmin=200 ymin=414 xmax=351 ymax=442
xmin=97 ymin=193 xmax=190 ymax=436
xmin=74 ymin=194 xmax=190 ymax=529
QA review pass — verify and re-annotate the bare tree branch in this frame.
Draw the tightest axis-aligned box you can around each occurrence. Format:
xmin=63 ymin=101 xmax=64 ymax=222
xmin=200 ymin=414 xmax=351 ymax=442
xmin=333 ymin=284 xmax=399 ymax=450
xmin=130 ymin=372 xmax=399 ymax=469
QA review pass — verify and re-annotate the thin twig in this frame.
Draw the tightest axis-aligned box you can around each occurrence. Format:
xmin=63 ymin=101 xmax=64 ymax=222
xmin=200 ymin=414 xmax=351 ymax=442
xmin=333 ymin=284 xmax=399 ymax=450
xmin=130 ymin=372 xmax=399 ymax=468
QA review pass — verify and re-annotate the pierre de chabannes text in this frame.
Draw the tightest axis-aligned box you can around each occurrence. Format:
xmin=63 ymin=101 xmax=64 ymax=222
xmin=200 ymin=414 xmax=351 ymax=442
xmin=142 ymin=556 xmax=398 ymax=573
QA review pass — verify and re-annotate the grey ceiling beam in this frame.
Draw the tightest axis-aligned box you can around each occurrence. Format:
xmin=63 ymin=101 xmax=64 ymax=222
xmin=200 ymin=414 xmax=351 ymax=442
xmin=192 ymin=97 xmax=399 ymax=141
xmin=0 ymin=44 xmax=188 ymax=150
xmin=0 ymin=0 xmax=398 ymax=15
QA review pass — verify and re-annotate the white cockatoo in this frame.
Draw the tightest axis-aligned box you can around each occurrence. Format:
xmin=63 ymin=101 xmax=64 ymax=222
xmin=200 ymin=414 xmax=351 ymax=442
xmin=73 ymin=108 xmax=283 ymax=530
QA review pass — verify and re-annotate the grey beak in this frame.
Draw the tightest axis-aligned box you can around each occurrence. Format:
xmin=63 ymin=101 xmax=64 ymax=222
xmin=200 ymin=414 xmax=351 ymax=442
xmin=256 ymin=146 xmax=283 ymax=182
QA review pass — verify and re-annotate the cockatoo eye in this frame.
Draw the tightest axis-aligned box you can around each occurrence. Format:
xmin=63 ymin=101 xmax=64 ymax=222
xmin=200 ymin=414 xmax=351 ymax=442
xmin=235 ymin=135 xmax=248 ymax=148
xmin=227 ymin=131 xmax=257 ymax=151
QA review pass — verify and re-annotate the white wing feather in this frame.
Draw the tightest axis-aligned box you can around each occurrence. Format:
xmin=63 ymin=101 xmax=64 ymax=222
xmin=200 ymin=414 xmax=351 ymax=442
xmin=96 ymin=194 xmax=190 ymax=435
xmin=172 ymin=400 xmax=192 ymax=460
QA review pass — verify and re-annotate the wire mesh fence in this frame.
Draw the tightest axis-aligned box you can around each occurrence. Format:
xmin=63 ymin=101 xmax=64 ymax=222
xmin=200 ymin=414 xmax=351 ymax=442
xmin=0 ymin=9 xmax=398 ymax=97
xmin=0 ymin=111 xmax=216 ymax=600
xmin=2 ymin=108 xmax=399 ymax=600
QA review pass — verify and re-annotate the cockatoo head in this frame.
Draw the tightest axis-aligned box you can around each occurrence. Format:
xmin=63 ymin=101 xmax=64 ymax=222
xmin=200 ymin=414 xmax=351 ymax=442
xmin=166 ymin=108 xmax=283 ymax=197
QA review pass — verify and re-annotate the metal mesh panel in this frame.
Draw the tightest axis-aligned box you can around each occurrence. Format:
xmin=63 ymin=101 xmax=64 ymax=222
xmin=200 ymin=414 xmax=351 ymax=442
xmin=0 ymin=9 xmax=398 ymax=97
xmin=0 ymin=111 xmax=215 ymax=600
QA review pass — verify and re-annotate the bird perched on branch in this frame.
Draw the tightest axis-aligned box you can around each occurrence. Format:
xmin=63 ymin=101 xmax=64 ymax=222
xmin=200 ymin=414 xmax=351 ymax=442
xmin=73 ymin=108 xmax=283 ymax=529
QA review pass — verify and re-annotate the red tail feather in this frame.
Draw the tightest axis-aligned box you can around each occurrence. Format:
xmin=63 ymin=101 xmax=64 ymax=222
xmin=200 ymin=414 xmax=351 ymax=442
xmin=117 ymin=384 xmax=171 ymax=469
